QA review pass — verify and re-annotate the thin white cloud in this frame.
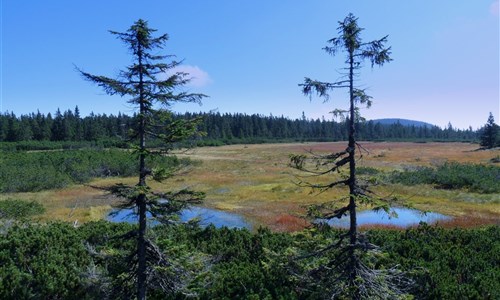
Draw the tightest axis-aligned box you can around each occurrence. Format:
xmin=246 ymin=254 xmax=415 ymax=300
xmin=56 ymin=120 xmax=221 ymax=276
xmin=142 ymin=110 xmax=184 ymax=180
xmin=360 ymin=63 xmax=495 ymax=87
xmin=491 ymin=0 xmax=499 ymax=16
xmin=170 ymin=65 xmax=212 ymax=88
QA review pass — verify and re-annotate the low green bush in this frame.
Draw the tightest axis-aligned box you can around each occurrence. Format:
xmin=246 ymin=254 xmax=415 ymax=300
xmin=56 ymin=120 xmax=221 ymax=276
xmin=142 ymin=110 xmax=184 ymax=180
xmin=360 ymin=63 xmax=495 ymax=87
xmin=356 ymin=166 xmax=381 ymax=175
xmin=0 ymin=149 xmax=184 ymax=192
xmin=389 ymin=162 xmax=500 ymax=193
xmin=1 ymin=221 xmax=498 ymax=299
xmin=0 ymin=223 xmax=91 ymax=299
xmin=369 ymin=225 xmax=500 ymax=299
xmin=0 ymin=140 xmax=127 ymax=151
xmin=0 ymin=199 xmax=45 ymax=219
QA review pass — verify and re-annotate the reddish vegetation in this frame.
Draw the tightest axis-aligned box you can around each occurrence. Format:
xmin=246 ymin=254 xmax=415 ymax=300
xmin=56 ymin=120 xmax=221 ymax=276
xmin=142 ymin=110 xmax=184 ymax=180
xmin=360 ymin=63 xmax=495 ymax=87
xmin=272 ymin=216 xmax=500 ymax=232
xmin=438 ymin=215 xmax=500 ymax=228
xmin=286 ymin=141 xmax=497 ymax=166
xmin=273 ymin=214 xmax=310 ymax=232
xmin=268 ymin=212 xmax=500 ymax=232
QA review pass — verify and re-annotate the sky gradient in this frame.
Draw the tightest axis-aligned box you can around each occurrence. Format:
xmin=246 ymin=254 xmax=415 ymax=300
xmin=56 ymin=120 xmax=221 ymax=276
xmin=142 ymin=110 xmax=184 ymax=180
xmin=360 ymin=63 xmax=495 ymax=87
xmin=2 ymin=0 xmax=499 ymax=129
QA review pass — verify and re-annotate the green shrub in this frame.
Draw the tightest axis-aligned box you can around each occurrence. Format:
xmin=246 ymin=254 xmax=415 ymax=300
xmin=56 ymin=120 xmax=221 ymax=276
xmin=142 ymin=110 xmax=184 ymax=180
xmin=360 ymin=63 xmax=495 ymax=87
xmin=369 ymin=225 xmax=500 ymax=299
xmin=1 ymin=221 xmax=498 ymax=299
xmin=0 ymin=139 xmax=129 ymax=152
xmin=0 ymin=149 xmax=184 ymax=192
xmin=357 ymin=166 xmax=381 ymax=175
xmin=0 ymin=199 xmax=45 ymax=219
xmin=389 ymin=162 xmax=500 ymax=193
xmin=0 ymin=223 xmax=91 ymax=299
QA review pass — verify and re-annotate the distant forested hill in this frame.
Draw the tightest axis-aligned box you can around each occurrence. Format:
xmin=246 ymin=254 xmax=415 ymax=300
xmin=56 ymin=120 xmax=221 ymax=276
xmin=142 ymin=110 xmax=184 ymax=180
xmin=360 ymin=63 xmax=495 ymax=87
xmin=371 ymin=118 xmax=435 ymax=128
xmin=0 ymin=108 xmax=479 ymax=146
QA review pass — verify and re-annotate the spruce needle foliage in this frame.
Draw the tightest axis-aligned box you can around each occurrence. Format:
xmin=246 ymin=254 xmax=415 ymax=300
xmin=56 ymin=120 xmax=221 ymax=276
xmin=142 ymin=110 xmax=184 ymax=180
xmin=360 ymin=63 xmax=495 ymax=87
xmin=480 ymin=112 xmax=499 ymax=149
xmin=78 ymin=19 xmax=207 ymax=299
xmin=292 ymin=14 xmax=412 ymax=299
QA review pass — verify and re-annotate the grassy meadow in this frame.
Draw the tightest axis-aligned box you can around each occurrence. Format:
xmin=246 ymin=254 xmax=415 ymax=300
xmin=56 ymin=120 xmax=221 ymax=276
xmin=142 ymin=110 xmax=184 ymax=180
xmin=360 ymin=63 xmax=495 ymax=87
xmin=1 ymin=142 xmax=499 ymax=231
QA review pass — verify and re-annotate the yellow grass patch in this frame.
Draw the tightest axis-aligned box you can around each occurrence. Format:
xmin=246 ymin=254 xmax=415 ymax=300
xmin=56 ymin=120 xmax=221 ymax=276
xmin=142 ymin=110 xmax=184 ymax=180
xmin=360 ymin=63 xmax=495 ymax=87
xmin=0 ymin=178 xmax=124 ymax=223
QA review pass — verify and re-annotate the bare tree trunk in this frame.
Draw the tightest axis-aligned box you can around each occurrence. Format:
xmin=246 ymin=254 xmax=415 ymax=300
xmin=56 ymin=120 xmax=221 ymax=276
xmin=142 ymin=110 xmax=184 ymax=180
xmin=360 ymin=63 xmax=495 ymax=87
xmin=137 ymin=44 xmax=147 ymax=300
xmin=137 ymin=152 xmax=147 ymax=299
xmin=137 ymin=188 xmax=147 ymax=300
xmin=347 ymin=49 xmax=358 ymax=292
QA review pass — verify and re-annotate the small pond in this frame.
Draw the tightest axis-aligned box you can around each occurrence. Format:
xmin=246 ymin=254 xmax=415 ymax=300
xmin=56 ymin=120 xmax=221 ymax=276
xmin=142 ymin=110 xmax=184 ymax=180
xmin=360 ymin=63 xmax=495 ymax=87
xmin=108 ymin=206 xmax=251 ymax=230
xmin=108 ymin=205 xmax=450 ymax=230
xmin=322 ymin=207 xmax=451 ymax=228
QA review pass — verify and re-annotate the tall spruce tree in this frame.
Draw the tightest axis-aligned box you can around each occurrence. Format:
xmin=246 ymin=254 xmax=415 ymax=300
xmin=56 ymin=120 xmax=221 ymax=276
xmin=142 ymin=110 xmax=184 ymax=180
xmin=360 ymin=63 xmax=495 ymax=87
xmin=480 ymin=112 xmax=499 ymax=149
xmin=291 ymin=14 xmax=409 ymax=299
xmin=79 ymin=19 xmax=206 ymax=299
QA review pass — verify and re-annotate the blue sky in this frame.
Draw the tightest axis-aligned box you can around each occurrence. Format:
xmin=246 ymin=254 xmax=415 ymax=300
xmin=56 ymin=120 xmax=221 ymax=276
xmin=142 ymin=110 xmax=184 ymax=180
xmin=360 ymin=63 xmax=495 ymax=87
xmin=1 ymin=0 xmax=499 ymax=129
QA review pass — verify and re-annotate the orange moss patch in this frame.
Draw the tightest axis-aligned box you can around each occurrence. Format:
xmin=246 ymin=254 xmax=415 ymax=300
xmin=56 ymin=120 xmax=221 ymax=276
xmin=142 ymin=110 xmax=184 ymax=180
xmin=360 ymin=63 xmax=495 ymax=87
xmin=273 ymin=214 xmax=310 ymax=232
xmin=438 ymin=215 xmax=500 ymax=228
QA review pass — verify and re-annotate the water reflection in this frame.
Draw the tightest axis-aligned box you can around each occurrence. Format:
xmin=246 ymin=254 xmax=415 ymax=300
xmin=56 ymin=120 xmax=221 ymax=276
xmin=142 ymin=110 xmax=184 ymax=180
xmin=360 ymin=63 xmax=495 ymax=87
xmin=108 ymin=206 xmax=251 ymax=230
xmin=108 ymin=206 xmax=450 ymax=230
xmin=323 ymin=207 xmax=451 ymax=228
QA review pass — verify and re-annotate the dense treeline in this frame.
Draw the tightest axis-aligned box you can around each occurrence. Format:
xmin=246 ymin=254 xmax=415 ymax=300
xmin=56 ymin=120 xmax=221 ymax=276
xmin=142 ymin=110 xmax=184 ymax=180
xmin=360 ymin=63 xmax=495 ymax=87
xmin=0 ymin=108 xmax=133 ymax=143
xmin=0 ymin=109 xmax=479 ymax=145
xmin=193 ymin=112 xmax=478 ymax=144
xmin=0 ymin=220 xmax=498 ymax=299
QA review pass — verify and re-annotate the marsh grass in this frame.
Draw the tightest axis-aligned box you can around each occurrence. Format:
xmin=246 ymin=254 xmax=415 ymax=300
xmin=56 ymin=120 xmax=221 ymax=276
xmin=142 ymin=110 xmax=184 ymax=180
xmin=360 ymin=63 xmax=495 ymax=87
xmin=5 ymin=142 xmax=499 ymax=230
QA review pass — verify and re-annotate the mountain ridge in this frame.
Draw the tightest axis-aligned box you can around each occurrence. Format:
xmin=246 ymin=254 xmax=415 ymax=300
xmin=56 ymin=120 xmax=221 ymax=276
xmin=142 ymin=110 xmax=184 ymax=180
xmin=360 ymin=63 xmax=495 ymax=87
xmin=369 ymin=118 xmax=435 ymax=128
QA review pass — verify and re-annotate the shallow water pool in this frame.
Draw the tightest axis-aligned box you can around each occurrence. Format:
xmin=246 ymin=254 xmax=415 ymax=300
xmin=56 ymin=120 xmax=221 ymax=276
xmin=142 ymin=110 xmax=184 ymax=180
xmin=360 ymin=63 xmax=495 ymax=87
xmin=323 ymin=207 xmax=451 ymax=228
xmin=108 ymin=206 xmax=251 ymax=230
